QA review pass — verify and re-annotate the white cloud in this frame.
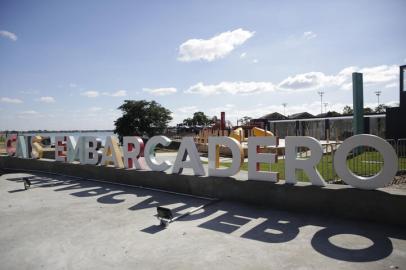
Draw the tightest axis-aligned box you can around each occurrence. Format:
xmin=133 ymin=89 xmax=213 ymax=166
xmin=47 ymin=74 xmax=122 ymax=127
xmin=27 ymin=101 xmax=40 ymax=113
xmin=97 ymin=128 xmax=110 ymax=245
xmin=183 ymin=64 xmax=399 ymax=95
xmin=81 ymin=89 xmax=127 ymax=98
xmin=38 ymin=96 xmax=55 ymax=103
xmin=0 ymin=30 xmax=17 ymax=41
xmin=385 ymin=82 xmax=397 ymax=88
xmin=177 ymin=106 xmax=199 ymax=114
xmin=185 ymin=81 xmax=275 ymax=95
xmin=359 ymin=65 xmax=398 ymax=85
xmin=20 ymin=110 xmax=38 ymax=115
xmin=278 ymin=72 xmax=337 ymax=91
xmin=303 ymin=31 xmax=317 ymax=40
xmin=88 ymin=107 xmax=102 ymax=112
xmin=101 ymin=90 xmax=127 ymax=97
xmin=240 ymin=52 xmax=247 ymax=58
xmin=178 ymin=28 xmax=255 ymax=62
xmin=143 ymin=87 xmax=177 ymax=96
xmin=1 ymin=97 xmax=23 ymax=104
xmin=80 ymin=90 xmax=99 ymax=98
xmin=252 ymin=59 xmax=259 ymax=64
xmin=18 ymin=110 xmax=43 ymax=119
xmin=19 ymin=90 xmax=39 ymax=95
xmin=69 ymin=83 xmax=77 ymax=88
xmin=278 ymin=65 xmax=398 ymax=91
xmin=208 ymin=104 xmax=235 ymax=114
xmin=383 ymin=100 xmax=399 ymax=107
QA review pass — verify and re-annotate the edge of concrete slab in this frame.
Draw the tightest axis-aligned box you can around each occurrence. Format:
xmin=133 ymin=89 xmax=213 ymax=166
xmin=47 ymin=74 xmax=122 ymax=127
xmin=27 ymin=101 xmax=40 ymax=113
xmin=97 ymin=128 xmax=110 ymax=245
xmin=1 ymin=155 xmax=406 ymax=226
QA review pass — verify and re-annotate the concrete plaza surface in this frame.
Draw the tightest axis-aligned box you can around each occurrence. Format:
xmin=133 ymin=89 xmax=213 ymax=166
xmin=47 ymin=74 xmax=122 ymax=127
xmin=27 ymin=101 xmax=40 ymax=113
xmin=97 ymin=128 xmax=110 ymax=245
xmin=0 ymin=173 xmax=405 ymax=270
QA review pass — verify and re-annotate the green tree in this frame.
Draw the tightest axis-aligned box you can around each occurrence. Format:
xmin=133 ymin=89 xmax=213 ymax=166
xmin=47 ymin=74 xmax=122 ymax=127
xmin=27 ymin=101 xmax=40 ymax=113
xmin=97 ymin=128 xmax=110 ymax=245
xmin=238 ymin=116 xmax=252 ymax=126
xmin=325 ymin=111 xmax=341 ymax=117
xmin=183 ymin=118 xmax=193 ymax=126
xmin=374 ymin=104 xmax=388 ymax=113
xmin=364 ymin=107 xmax=373 ymax=114
xmin=192 ymin=111 xmax=211 ymax=125
xmin=342 ymin=105 xmax=353 ymax=115
xmin=114 ymin=100 xmax=172 ymax=140
xmin=182 ymin=111 xmax=211 ymax=126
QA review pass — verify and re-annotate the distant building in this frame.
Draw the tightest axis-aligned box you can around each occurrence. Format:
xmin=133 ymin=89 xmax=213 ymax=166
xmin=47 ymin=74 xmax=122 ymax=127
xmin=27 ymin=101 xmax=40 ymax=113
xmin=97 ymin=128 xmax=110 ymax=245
xmin=315 ymin=111 xmax=341 ymax=118
xmin=260 ymin=112 xmax=288 ymax=120
xmin=288 ymin=112 xmax=314 ymax=119
xmin=250 ymin=112 xmax=288 ymax=129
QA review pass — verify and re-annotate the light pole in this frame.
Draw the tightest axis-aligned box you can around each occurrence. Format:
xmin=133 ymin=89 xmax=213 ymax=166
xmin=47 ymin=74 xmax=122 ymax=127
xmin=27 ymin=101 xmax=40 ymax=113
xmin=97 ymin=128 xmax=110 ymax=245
xmin=317 ymin=91 xmax=324 ymax=114
xmin=374 ymin=90 xmax=381 ymax=107
xmin=324 ymin=102 xmax=328 ymax=114
xmin=282 ymin=103 xmax=287 ymax=116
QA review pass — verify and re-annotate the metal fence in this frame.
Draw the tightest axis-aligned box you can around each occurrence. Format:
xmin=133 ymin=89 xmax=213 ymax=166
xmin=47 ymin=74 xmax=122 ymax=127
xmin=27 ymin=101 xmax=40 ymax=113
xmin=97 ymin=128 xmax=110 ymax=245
xmin=292 ymin=139 xmax=406 ymax=182
xmin=269 ymin=114 xmax=386 ymax=141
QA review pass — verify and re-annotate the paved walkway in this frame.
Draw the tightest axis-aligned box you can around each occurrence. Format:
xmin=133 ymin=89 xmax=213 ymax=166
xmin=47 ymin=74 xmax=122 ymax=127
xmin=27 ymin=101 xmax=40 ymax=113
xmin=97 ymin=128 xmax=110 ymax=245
xmin=1 ymin=172 xmax=405 ymax=270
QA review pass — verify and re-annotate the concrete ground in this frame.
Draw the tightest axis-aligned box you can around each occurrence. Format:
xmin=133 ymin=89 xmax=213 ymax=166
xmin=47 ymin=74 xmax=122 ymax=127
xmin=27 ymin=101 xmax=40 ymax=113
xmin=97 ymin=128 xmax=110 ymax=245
xmin=1 ymin=172 xmax=405 ymax=270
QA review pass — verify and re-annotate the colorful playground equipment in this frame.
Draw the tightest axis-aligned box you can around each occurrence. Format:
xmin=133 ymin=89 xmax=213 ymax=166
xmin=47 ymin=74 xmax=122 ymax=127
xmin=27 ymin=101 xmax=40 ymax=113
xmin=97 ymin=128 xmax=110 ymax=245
xmin=196 ymin=112 xmax=274 ymax=145
xmin=194 ymin=112 xmax=275 ymax=157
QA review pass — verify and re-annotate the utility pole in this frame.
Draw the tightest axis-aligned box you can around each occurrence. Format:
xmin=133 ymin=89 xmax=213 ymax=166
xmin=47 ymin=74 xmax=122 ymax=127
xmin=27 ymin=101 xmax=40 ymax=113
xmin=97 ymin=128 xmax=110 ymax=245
xmin=282 ymin=103 xmax=287 ymax=116
xmin=317 ymin=91 xmax=324 ymax=114
xmin=324 ymin=102 xmax=328 ymax=114
xmin=374 ymin=90 xmax=381 ymax=107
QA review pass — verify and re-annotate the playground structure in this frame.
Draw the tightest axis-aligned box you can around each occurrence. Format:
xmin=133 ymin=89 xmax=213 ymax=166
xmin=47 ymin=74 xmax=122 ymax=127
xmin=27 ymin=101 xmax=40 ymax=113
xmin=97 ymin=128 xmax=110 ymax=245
xmin=195 ymin=125 xmax=273 ymax=145
xmin=194 ymin=111 xmax=278 ymax=157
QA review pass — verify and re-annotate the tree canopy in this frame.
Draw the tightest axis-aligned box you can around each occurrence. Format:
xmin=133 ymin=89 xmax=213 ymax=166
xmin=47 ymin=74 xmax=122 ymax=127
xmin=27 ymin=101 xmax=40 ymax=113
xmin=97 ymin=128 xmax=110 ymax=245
xmin=114 ymin=100 xmax=172 ymax=140
xmin=182 ymin=111 xmax=211 ymax=126
xmin=342 ymin=104 xmax=390 ymax=115
xmin=238 ymin=116 xmax=252 ymax=126
xmin=374 ymin=104 xmax=388 ymax=113
xmin=342 ymin=105 xmax=353 ymax=115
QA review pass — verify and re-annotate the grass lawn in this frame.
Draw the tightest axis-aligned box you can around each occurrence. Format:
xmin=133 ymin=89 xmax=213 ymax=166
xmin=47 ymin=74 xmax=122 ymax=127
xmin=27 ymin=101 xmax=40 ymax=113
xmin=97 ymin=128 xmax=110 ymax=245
xmin=213 ymin=151 xmax=406 ymax=182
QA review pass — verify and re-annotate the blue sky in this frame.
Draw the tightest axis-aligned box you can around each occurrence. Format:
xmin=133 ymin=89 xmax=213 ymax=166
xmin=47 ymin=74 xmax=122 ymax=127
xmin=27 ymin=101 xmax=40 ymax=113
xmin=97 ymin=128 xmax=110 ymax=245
xmin=0 ymin=0 xmax=405 ymax=130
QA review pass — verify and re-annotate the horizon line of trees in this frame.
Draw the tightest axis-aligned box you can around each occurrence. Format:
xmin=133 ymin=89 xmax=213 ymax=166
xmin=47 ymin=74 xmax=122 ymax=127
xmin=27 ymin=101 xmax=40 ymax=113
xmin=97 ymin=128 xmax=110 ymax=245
xmin=111 ymin=99 xmax=398 ymax=141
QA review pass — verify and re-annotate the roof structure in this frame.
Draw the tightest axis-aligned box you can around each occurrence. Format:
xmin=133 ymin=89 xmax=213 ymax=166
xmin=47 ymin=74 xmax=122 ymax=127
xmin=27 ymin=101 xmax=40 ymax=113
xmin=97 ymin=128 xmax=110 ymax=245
xmin=288 ymin=112 xmax=314 ymax=119
xmin=259 ymin=112 xmax=288 ymax=120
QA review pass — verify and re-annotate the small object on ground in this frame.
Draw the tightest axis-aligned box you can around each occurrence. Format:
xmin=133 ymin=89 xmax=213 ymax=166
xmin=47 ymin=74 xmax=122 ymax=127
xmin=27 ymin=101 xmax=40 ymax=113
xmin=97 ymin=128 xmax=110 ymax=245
xmin=156 ymin=199 xmax=220 ymax=228
xmin=156 ymin=206 xmax=173 ymax=227
xmin=23 ymin=177 xmax=31 ymax=190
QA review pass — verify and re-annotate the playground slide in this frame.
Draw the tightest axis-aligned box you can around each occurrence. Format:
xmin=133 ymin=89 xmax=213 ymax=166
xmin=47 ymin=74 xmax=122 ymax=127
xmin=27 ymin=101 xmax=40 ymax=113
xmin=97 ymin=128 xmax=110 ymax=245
xmin=252 ymin=127 xmax=274 ymax=137
xmin=229 ymin=127 xmax=274 ymax=142
xmin=229 ymin=127 xmax=244 ymax=142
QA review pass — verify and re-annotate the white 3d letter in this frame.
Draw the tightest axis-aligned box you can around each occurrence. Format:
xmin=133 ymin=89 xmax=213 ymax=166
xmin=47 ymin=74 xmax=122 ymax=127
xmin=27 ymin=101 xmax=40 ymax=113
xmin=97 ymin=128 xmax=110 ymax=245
xmin=15 ymin=136 xmax=28 ymax=158
xmin=123 ymin=136 xmax=144 ymax=169
xmin=172 ymin=137 xmax=205 ymax=176
xmin=100 ymin=136 xmax=124 ymax=168
xmin=6 ymin=134 xmax=17 ymax=156
xmin=83 ymin=136 xmax=99 ymax=165
xmin=285 ymin=136 xmax=326 ymax=186
xmin=55 ymin=136 xmax=67 ymax=162
xmin=248 ymin=136 xmax=279 ymax=182
xmin=144 ymin=136 xmax=172 ymax=171
xmin=334 ymin=134 xmax=398 ymax=190
xmin=208 ymin=136 xmax=243 ymax=178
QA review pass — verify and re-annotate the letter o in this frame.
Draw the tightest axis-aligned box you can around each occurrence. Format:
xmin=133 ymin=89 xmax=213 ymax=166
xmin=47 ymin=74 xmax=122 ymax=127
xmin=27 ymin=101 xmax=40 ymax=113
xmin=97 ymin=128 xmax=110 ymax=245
xmin=334 ymin=134 xmax=398 ymax=190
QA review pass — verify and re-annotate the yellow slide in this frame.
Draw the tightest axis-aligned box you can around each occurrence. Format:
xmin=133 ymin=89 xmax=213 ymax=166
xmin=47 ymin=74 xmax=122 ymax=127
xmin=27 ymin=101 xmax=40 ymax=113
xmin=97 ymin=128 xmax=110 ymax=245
xmin=229 ymin=127 xmax=244 ymax=142
xmin=252 ymin=127 xmax=274 ymax=137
